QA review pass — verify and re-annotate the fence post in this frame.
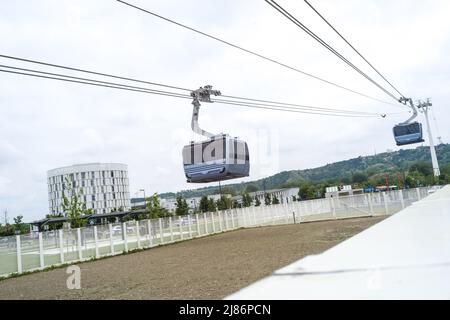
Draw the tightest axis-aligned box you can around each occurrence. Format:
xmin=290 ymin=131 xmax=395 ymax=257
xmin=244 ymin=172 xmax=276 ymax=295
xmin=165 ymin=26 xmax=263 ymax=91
xmin=94 ymin=226 xmax=99 ymax=258
xmin=203 ymin=212 xmax=208 ymax=234
xmin=231 ymin=210 xmax=236 ymax=228
xmin=136 ymin=220 xmax=141 ymax=249
xmin=196 ymin=214 xmax=200 ymax=236
xmin=224 ymin=211 xmax=229 ymax=230
xmin=218 ymin=211 xmax=223 ymax=231
xmin=16 ymin=235 xmax=22 ymax=274
xmin=416 ymin=188 xmax=421 ymax=201
xmin=284 ymin=204 xmax=289 ymax=224
xmin=367 ymin=193 xmax=374 ymax=215
xmin=77 ymin=228 xmax=83 ymax=260
xmin=383 ymin=192 xmax=390 ymax=215
xmin=252 ymin=207 xmax=257 ymax=226
xmin=331 ymin=197 xmax=337 ymax=219
xmin=188 ymin=215 xmax=193 ymax=238
xmin=147 ymin=220 xmax=153 ymax=247
xmin=158 ymin=218 xmax=164 ymax=244
xmin=123 ymin=222 xmax=128 ymax=252
xmin=38 ymin=232 xmax=44 ymax=269
xmin=179 ymin=216 xmax=184 ymax=240
xmin=399 ymin=189 xmax=405 ymax=209
xmin=108 ymin=224 xmax=114 ymax=255
xmin=58 ymin=229 xmax=64 ymax=263
xmin=169 ymin=216 xmax=174 ymax=242
xmin=211 ymin=212 xmax=216 ymax=233
xmin=242 ymin=208 xmax=247 ymax=227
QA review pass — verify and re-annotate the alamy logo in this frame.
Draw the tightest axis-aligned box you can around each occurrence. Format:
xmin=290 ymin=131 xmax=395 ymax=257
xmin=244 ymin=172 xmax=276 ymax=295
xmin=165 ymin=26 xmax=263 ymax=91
xmin=66 ymin=265 xmax=81 ymax=290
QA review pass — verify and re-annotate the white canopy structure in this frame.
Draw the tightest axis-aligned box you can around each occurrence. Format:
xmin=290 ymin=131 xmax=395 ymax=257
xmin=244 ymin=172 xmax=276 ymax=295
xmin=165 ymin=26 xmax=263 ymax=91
xmin=227 ymin=186 xmax=450 ymax=300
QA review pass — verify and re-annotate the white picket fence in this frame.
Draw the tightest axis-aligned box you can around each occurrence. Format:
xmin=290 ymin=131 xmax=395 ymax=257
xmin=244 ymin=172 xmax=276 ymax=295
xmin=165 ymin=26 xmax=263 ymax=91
xmin=0 ymin=187 xmax=432 ymax=277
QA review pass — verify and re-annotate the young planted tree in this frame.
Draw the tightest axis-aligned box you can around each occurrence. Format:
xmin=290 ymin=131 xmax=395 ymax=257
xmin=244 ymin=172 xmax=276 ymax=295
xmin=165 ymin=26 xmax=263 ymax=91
xmin=13 ymin=215 xmax=27 ymax=235
xmin=254 ymin=197 xmax=261 ymax=207
xmin=272 ymin=195 xmax=280 ymax=205
xmin=242 ymin=193 xmax=253 ymax=207
xmin=199 ymin=195 xmax=210 ymax=213
xmin=207 ymin=198 xmax=217 ymax=212
xmin=264 ymin=194 xmax=272 ymax=206
xmin=175 ymin=196 xmax=189 ymax=216
xmin=146 ymin=193 xmax=170 ymax=219
xmin=62 ymin=177 xmax=87 ymax=228
xmin=216 ymin=195 xmax=232 ymax=211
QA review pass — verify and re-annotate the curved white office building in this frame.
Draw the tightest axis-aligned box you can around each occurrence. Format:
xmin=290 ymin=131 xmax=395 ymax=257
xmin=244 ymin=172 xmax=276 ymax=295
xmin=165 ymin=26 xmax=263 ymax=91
xmin=47 ymin=163 xmax=131 ymax=215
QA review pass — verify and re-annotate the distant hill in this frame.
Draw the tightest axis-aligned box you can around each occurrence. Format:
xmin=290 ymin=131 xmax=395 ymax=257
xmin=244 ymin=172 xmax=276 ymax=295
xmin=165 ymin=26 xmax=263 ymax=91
xmin=160 ymin=144 xmax=450 ymax=199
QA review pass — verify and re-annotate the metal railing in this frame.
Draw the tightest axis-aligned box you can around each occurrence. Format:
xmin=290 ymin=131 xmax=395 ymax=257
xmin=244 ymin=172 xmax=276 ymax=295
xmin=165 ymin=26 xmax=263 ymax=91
xmin=0 ymin=187 xmax=432 ymax=277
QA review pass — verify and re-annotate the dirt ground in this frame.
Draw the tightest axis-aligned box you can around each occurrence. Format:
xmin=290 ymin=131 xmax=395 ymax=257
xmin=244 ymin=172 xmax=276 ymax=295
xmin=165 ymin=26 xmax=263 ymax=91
xmin=0 ymin=216 xmax=385 ymax=300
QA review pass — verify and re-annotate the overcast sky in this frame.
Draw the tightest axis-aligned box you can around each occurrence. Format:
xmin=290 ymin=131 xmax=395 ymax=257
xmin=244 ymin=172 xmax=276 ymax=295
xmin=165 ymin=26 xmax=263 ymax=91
xmin=1 ymin=0 xmax=449 ymax=222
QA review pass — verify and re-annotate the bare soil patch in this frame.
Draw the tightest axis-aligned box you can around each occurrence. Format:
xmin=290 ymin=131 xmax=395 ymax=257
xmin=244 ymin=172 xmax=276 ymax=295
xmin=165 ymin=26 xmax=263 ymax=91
xmin=0 ymin=216 xmax=385 ymax=300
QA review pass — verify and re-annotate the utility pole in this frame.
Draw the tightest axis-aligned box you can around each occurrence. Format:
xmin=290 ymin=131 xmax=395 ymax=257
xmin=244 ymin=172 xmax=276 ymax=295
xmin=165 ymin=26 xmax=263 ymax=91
xmin=4 ymin=209 xmax=8 ymax=225
xmin=418 ymin=99 xmax=440 ymax=177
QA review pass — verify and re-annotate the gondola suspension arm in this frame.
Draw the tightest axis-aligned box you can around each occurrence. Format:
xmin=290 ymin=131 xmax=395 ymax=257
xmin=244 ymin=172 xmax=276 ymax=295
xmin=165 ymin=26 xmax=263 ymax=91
xmin=190 ymin=85 xmax=221 ymax=138
xmin=399 ymin=97 xmax=418 ymax=124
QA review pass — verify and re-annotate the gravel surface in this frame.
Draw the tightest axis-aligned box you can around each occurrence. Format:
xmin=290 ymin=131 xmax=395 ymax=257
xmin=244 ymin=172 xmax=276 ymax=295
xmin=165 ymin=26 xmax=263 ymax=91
xmin=0 ymin=216 xmax=385 ymax=300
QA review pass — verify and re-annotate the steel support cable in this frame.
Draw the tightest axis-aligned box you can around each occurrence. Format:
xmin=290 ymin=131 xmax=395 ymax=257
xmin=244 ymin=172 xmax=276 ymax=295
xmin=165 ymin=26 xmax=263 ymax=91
xmin=303 ymin=0 xmax=407 ymax=99
xmin=214 ymin=97 xmax=384 ymax=116
xmin=0 ymin=54 xmax=191 ymax=93
xmin=0 ymin=68 xmax=389 ymax=118
xmin=220 ymin=95 xmax=387 ymax=115
xmin=0 ymin=64 xmax=391 ymax=116
xmin=265 ymin=0 xmax=402 ymax=104
xmin=0 ymin=54 xmax=396 ymax=114
xmin=0 ymin=68 xmax=192 ymax=100
xmin=212 ymin=100 xmax=382 ymax=118
xmin=0 ymin=64 xmax=191 ymax=99
xmin=114 ymin=0 xmax=399 ymax=107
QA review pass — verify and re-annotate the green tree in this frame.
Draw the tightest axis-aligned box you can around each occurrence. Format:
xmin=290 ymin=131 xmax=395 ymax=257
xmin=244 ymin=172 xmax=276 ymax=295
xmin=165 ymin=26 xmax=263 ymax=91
xmin=298 ymin=183 xmax=314 ymax=200
xmin=264 ymin=194 xmax=271 ymax=206
xmin=272 ymin=195 xmax=280 ymax=205
xmin=0 ymin=223 xmax=14 ymax=237
xmin=199 ymin=195 xmax=209 ymax=213
xmin=410 ymin=162 xmax=433 ymax=177
xmin=245 ymin=184 xmax=259 ymax=193
xmin=242 ymin=193 xmax=253 ymax=207
xmin=216 ymin=195 xmax=232 ymax=210
xmin=254 ymin=197 xmax=261 ymax=207
xmin=207 ymin=198 xmax=217 ymax=212
xmin=146 ymin=193 xmax=169 ymax=219
xmin=61 ymin=177 xmax=87 ymax=228
xmin=352 ymin=172 xmax=368 ymax=184
xmin=13 ymin=215 xmax=27 ymax=234
xmin=175 ymin=196 xmax=189 ymax=216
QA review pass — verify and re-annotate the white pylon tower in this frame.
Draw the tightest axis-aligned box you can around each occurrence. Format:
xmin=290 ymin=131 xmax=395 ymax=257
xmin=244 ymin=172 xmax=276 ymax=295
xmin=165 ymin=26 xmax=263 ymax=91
xmin=418 ymin=99 xmax=440 ymax=177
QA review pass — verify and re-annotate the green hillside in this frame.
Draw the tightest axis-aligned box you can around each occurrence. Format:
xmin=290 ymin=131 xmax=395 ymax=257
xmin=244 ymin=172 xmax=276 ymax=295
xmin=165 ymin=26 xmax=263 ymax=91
xmin=161 ymin=144 xmax=450 ymax=199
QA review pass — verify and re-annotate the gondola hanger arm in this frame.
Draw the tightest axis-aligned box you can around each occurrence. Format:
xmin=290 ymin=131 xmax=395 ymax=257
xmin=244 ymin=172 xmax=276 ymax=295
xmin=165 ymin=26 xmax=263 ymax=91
xmin=190 ymin=85 xmax=222 ymax=138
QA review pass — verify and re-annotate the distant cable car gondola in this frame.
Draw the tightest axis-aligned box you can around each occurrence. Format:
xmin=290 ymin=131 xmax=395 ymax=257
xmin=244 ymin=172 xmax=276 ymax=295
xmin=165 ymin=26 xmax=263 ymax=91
xmin=393 ymin=121 xmax=424 ymax=146
xmin=393 ymin=98 xmax=424 ymax=146
xmin=182 ymin=86 xmax=250 ymax=183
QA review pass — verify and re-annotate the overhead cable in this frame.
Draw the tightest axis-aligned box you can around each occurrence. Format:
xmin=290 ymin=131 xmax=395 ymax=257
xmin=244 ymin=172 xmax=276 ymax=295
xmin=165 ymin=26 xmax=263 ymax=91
xmin=115 ymin=0 xmax=400 ymax=107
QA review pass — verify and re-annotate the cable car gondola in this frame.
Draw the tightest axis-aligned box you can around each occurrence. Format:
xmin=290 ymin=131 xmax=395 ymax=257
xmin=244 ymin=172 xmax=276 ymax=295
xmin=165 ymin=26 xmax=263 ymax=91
xmin=393 ymin=121 xmax=424 ymax=146
xmin=182 ymin=86 xmax=250 ymax=183
xmin=393 ymin=98 xmax=424 ymax=146
xmin=183 ymin=134 xmax=249 ymax=183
